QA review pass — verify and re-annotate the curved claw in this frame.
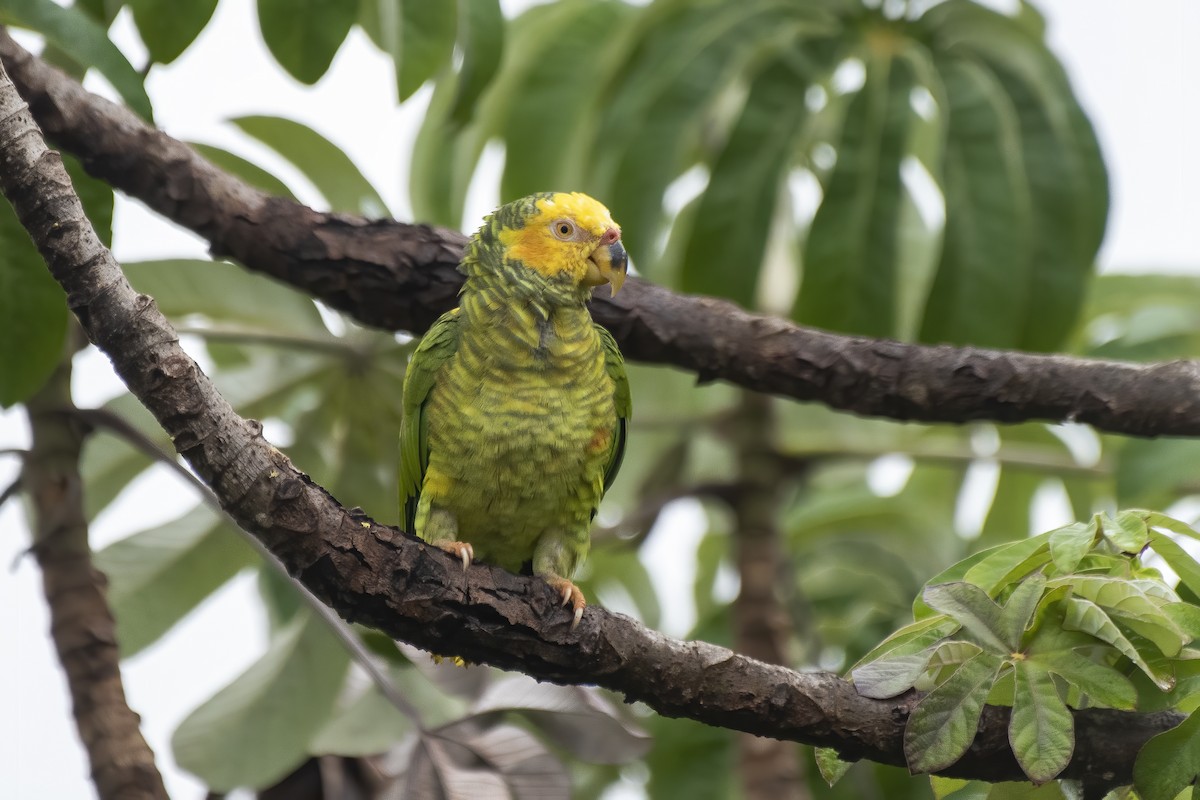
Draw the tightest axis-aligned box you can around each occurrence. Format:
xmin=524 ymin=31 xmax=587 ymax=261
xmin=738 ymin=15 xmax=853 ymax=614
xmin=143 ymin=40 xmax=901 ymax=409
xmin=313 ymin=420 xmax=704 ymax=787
xmin=435 ymin=541 xmax=474 ymax=571
xmin=545 ymin=577 xmax=587 ymax=630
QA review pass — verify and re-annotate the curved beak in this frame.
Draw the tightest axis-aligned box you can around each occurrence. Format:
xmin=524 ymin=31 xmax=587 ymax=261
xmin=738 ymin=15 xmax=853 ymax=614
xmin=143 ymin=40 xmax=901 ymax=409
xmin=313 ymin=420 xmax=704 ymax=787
xmin=586 ymin=239 xmax=629 ymax=295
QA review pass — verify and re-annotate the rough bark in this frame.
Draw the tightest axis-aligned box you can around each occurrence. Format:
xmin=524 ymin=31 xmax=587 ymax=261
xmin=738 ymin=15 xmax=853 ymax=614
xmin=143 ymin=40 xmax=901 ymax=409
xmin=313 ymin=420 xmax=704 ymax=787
xmin=731 ymin=393 xmax=807 ymax=800
xmin=23 ymin=344 xmax=169 ymax=800
xmin=4 ymin=30 xmax=1200 ymax=439
xmin=0 ymin=59 xmax=1184 ymax=794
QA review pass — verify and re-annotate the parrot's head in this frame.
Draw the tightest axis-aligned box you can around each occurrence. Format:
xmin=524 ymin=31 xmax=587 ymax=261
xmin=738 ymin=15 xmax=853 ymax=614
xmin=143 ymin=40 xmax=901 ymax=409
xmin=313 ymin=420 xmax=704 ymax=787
xmin=470 ymin=192 xmax=628 ymax=300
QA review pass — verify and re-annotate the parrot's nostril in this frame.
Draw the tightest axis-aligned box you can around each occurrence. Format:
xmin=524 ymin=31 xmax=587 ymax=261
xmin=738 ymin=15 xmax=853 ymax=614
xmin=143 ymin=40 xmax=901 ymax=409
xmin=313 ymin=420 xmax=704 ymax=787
xmin=600 ymin=227 xmax=620 ymax=246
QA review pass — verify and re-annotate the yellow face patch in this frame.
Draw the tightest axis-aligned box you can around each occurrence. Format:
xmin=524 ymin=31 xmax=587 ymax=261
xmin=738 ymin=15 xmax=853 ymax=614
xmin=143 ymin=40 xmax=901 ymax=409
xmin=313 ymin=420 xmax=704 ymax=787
xmin=498 ymin=193 xmax=620 ymax=282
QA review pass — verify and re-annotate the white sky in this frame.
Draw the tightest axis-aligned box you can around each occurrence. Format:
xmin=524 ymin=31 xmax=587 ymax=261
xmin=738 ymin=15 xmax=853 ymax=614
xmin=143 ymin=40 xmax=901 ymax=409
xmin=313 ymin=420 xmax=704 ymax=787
xmin=3 ymin=1 xmax=1199 ymax=797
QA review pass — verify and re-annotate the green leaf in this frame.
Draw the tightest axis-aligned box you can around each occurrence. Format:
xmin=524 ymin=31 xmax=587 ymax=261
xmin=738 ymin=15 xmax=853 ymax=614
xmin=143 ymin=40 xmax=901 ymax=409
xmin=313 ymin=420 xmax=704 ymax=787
xmin=923 ymin=583 xmax=1011 ymax=653
xmin=919 ymin=57 xmax=1031 ymax=348
xmin=921 ymin=0 xmax=1107 ymax=352
xmin=398 ymin=0 xmax=457 ymax=101
xmin=1009 ymin=661 xmax=1073 ymax=782
xmin=130 ymin=0 xmax=218 ymax=64
xmin=1149 ymin=533 xmax=1200 ymax=600
xmin=309 ymin=675 xmax=416 ymax=756
xmin=1061 ymin=596 xmax=1172 ymax=690
xmin=1117 ymin=439 xmax=1200 ymax=510
xmin=1134 ymin=709 xmax=1200 ymax=800
xmin=815 ymin=746 xmax=852 ymax=787
xmin=853 ymin=646 xmax=938 ymax=699
xmin=679 ymin=55 xmax=809 ymax=309
xmin=122 ymin=259 xmax=325 ymax=334
xmin=96 ymin=507 xmax=256 ymax=657
xmin=0 ymin=0 xmax=153 ymax=120
xmin=796 ymin=52 xmax=916 ymax=336
xmin=230 ymin=116 xmax=389 ymax=216
xmin=1048 ymin=521 xmax=1096 ymax=575
xmin=257 ymin=0 xmax=357 ymax=85
xmin=1027 ymin=646 xmax=1136 ymax=710
xmin=930 ymin=776 xmax=974 ymax=799
xmin=904 ymin=652 xmax=1003 ymax=774
xmin=360 ymin=0 xmax=457 ymax=101
xmin=998 ymin=573 xmax=1047 ymax=648
xmin=646 ymin=715 xmax=735 ymax=800
xmin=592 ymin=0 xmax=824 ymax=274
xmin=448 ymin=0 xmax=504 ymax=124
xmin=984 ymin=62 xmax=1103 ymax=352
xmin=0 ymin=199 xmax=67 ymax=407
xmin=851 ymin=616 xmax=963 ymax=672
xmin=497 ymin=1 xmax=633 ymax=202
xmin=190 ymin=143 xmax=298 ymax=199
xmin=173 ymin=609 xmax=351 ymax=790
xmin=1100 ymin=511 xmax=1149 ymax=554
xmin=961 ymin=532 xmax=1053 ymax=596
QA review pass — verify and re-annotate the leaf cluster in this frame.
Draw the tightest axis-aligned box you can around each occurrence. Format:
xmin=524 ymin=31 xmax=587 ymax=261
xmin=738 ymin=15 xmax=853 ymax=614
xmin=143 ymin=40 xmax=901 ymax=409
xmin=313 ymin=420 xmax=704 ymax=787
xmin=827 ymin=511 xmax=1200 ymax=799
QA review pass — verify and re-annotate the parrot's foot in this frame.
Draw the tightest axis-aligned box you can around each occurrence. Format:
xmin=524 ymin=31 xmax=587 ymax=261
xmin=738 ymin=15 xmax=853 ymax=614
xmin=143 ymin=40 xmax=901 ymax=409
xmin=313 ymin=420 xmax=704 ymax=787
xmin=434 ymin=541 xmax=474 ymax=571
xmin=545 ymin=576 xmax=586 ymax=629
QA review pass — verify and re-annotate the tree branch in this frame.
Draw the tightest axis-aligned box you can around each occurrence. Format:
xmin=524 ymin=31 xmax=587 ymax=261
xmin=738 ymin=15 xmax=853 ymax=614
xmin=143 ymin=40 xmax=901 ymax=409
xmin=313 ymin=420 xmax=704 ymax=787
xmin=0 ymin=49 xmax=1182 ymax=795
xmin=22 ymin=341 xmax=169 ymax=800
xmin=3 ymin=30 xmax=1200 ymax=440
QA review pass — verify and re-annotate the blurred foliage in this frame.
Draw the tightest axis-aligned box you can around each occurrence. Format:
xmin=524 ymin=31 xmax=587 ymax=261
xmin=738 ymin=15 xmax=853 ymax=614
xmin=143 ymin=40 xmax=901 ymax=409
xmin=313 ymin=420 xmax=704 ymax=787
xmin=7 ymin=0 xmax=1200 ymax=799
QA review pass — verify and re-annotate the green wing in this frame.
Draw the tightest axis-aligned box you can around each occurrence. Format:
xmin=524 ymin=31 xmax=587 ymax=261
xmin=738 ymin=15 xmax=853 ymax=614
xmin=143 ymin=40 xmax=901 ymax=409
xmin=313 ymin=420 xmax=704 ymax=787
xmin=596 ymin=324 xmax=631 ymax=494
xmin=399 ymin=309 xmax=461 ymax=532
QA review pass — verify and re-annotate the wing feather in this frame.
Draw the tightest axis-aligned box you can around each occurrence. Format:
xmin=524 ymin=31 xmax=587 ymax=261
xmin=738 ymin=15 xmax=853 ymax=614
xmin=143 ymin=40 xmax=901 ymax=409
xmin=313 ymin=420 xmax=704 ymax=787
xmin=399 ymin=309 xmax=461 ymax=532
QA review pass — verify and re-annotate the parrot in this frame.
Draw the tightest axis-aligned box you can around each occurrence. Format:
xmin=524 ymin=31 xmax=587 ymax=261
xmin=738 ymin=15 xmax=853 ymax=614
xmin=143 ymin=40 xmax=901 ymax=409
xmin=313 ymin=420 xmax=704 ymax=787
xmin=398 ymin=191 xmax=631 ymax=628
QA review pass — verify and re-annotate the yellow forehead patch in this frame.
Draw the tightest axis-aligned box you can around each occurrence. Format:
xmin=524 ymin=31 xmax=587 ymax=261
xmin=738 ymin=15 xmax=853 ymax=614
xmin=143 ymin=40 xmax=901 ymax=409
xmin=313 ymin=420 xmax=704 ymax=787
xmin=529 ymin=192 xmax=618 ymax=237
xmin=497 ymin=192 xmax=620 ymax=281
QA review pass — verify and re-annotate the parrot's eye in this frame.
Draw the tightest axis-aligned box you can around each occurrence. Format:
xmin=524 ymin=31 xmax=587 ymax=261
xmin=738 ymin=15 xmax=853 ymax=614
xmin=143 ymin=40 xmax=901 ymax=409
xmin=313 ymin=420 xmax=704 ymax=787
xmin=551 ymin=219 xmax=576 ymax=240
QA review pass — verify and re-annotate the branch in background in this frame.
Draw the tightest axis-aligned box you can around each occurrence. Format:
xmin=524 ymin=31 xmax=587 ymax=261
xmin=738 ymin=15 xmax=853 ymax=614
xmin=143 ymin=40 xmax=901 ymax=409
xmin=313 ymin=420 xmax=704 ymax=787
xmin=0 ymin=57 xmax=1183 ymax=795
xmin=3 ymin=32 xmax=1200 ymax=440
xmin=21 ymin=343 xmax=169 ymax=800
xmin=730 ymin=392 xmax=807 ymax=800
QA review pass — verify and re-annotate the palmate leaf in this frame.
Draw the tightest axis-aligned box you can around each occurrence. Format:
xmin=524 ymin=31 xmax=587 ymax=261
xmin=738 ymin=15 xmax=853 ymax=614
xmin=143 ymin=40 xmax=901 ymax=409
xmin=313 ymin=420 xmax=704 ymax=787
xmin=904 ymin=651 xmax=1003 ymax=774
xmin=589 ymin=0 xmax=833 ymax=274
xmin=916 ymin=0 xmax=1106 ymax=352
